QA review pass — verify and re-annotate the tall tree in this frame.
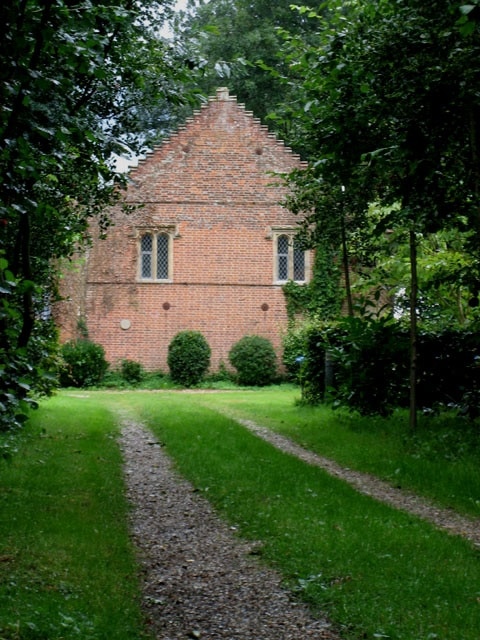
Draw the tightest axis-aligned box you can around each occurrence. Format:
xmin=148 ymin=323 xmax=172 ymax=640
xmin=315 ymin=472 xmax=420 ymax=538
xmin=0 ymin=0 xmax=195 ymax=429
xmin=275 ymin=0 xmax=480 ymax=427
xmin=172 ymin=0 xmax=323 ymax=128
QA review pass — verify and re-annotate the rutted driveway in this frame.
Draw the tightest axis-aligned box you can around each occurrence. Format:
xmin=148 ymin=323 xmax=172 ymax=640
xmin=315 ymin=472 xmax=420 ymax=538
xmin=119 ymin=415 xmax=341 ymax=640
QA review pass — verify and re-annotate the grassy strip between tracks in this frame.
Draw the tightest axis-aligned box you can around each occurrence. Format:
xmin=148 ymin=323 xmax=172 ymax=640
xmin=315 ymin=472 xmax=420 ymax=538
xmin=194 ymin=385 xmax=480 ymax=519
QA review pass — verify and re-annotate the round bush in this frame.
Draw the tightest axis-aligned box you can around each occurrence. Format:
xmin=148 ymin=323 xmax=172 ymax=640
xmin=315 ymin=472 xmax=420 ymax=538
xmin=167 ymin=330 xmax=211 ymax=387
xmin=120 ymin=359 xmax=144 ymax=384
xmin=228 ymin=335 xmax=277 ymax=386
xmin=59 ymin=339 xmax=108 ymax=387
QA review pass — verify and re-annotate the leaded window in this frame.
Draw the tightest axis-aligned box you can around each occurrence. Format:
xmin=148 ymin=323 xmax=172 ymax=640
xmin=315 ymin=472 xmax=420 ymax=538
xmin=140 ymin=234 xmax=153 ymax=279
xmin=156 ymin=233 xmax=169 ymax=280
xmin=139 ymin=231 xmax=172 ymax=281
xmin=274 ymin=231 xmax=308 ymax=283
xmin=293 ymin=237 xmax=305 ymax=281
xmin=277 ymin=235 xmax=289 ymax=281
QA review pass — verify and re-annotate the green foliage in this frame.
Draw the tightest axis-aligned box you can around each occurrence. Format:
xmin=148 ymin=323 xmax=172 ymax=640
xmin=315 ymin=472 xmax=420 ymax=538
xmin=278 ymin=0 xmax=480 ymax=232
xmin=310 ymin=242 xmax=343 ymax=317
xmin=76 ymin=317 xmax=89 ymax=339
xmin=0 ymin=348 xmax=38 ymax=433
xmin=299 ymin=321 xmax=337 ymax=406
xmin=348 ymin=215 xmax=480 ymax=329
xmin=275 ymin=0 xmax=480 ymax=424
xmin=328 ymin=317 xmax=410 ymax=416
xmin=203 ymin=360 xmax=235 ymax=384
xmin=282 ymin=281 xmax=313 ymax=319
xmin=120 ymin=359 xmax=144 ymax=385
xmin=59 ymin=340 xmax=108 ymax=388
xmin=0 ymin=255 xmax=30 ymax=431
xmin=299 ymin=317 xmax=480 ymax=416
xmin=167 ymin=330 xmax=211 ymax=387
xmin=228 ymin=335 xmax=277 ymax=386
xmin=300 ymin=317 xmax=412 ymax=413
xmin=100 ymin=369 xmax=173 ymax=390
xmin=0 ymin=0 xmax=196 ymax=427
xmin=416 ymin=329 xmax=480 ymax=414
xmin=173 ymin=0 xmax=322 ymax=131
xmin=0 ymin=254 xmax=57 ymax=431
xmin=282 ymin=323 xmax=308 ymax=380
xmin=283 ymin=242 xmax=343 ymax=320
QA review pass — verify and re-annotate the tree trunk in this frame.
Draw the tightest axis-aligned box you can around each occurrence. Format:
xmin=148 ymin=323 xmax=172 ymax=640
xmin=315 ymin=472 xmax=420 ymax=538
xmin=324 ymin=350 xmax=334 ymax=396
xmin=409 ymin=228 xmax=418 ymax=431
xmin=340 ymin=214 xmax=354 ymax=317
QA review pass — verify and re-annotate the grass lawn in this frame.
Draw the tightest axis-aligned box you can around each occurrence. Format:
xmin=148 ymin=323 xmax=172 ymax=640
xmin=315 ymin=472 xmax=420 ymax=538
xmin=1 ymin=387 xmax=480 ymax=640
xmin=192 ymin=385 xmax=480 ymax=519
xmin=0 ymin=395 xmax=147 ymax=640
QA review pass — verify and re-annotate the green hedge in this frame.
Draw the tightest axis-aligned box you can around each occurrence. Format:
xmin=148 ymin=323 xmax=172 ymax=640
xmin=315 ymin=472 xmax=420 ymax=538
xmin=294 ymin=318 xmax=480 ymax=416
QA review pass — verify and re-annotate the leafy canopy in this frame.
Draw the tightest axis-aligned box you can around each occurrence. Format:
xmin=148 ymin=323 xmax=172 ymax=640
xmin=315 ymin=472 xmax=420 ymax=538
xmin=0 ymin=0 xmax=196 ymax=429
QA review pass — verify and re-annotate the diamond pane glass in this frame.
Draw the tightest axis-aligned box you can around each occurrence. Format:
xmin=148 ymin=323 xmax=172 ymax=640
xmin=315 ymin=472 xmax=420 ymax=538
xmin=157 ymin=234 xmax=169 ymax=279
xmin=277 ymin=235 xmax=289 ymax=280
xmin=141 ymin=234 xmax=153 ymax=278
xmin=293 ymin=240 xmax=305 ymax=281
xmin=141 ymin=234 xmax=153 ymax=252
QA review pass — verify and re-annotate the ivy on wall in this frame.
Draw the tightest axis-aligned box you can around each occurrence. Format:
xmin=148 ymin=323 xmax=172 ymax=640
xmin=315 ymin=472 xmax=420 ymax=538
xmin=283 ymin=243 xmax=342 ymax=320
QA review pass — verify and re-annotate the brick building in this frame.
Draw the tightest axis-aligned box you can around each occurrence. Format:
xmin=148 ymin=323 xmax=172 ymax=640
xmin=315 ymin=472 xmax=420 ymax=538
xmin=57 ymin=88 xmax=311 ymax=372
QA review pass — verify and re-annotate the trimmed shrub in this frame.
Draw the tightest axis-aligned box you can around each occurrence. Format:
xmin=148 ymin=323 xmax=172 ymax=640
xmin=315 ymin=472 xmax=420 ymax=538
xmin=167 ymin=330 xmax=211 ymax=387
xmin=228 ymin=335 xmax=277 ymax=386
xmin=120 ymin=359 xmax=144 ymax=384
xmin=59 ymin=339 xmax=108 ymax=387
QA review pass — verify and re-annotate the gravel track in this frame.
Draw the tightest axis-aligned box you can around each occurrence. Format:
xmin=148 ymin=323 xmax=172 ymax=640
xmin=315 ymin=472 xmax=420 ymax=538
xmin=119 ymin=417 xmax=341 ymax=640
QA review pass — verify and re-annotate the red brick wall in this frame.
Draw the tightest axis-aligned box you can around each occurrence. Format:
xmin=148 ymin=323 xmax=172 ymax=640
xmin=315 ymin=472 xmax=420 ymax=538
xmin=57 ymin=88 xmax=309 ymax=372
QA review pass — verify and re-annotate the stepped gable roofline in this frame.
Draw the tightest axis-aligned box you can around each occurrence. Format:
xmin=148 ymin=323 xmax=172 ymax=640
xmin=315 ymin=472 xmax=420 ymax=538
xmin=128 ymin=87 xmax=306 ymax=180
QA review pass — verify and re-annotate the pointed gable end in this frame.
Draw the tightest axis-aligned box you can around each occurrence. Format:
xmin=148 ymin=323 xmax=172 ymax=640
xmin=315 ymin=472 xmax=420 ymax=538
xmin=56 ymin=89 xmax=310 ymax=373
xmin=127 ymin=87 xmax=304 ymax=205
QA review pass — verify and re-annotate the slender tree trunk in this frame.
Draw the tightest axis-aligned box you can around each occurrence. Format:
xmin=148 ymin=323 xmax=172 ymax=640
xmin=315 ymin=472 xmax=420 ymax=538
xmin=324 ymin=350 xmax=334 ymax=397
xmin=468 ymin=104 xmax=480 ymax=239
xmin=340 ymin=214 xmax=354 ymax=317
xmin=409 ymin=228 xmax=418 ymax=431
